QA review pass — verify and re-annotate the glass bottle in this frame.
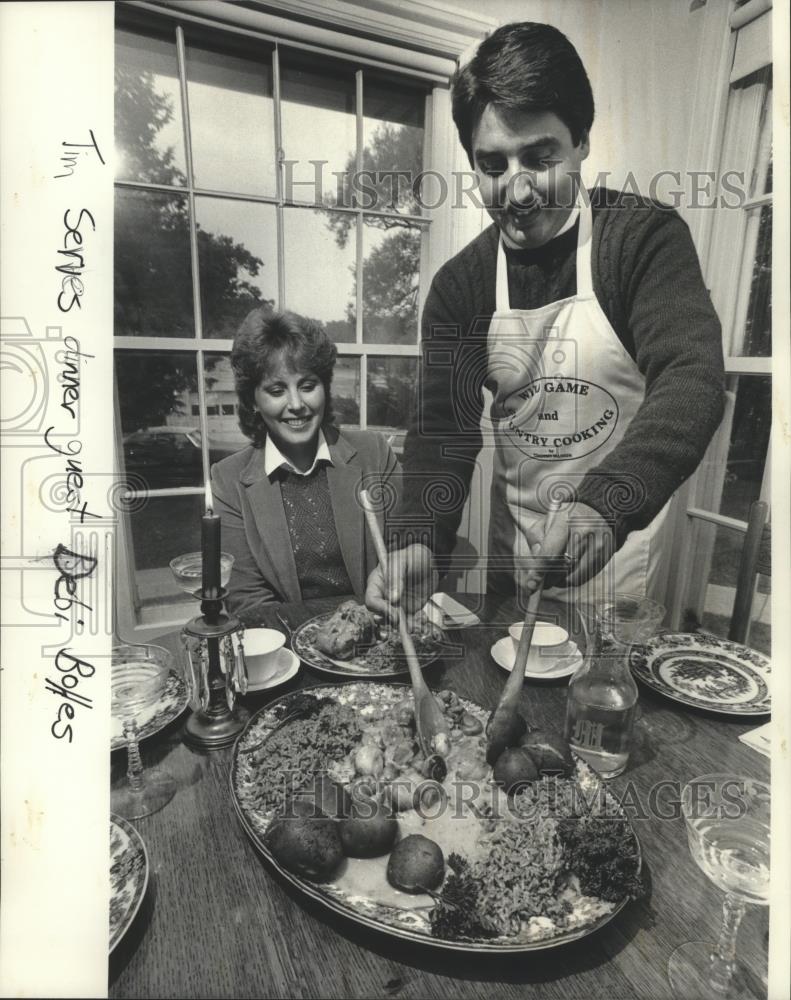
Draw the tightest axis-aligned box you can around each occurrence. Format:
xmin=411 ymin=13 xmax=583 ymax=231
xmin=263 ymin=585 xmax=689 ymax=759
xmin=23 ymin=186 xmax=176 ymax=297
xmin=564 ymin=595 xmax=665 ymax=779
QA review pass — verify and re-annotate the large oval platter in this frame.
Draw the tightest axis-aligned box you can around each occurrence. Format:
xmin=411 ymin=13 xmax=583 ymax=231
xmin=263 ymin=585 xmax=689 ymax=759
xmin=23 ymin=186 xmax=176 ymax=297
xmin=231 ymin=682 xmax=642 ymax=953
xmin=291 ymin=612 xmax=445 ymax=679
xmin=630 ymin=632 xmax=771 ymax=715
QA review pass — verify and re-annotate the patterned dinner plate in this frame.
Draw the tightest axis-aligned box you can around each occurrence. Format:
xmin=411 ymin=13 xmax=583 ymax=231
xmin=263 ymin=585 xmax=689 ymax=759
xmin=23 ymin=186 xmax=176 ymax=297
xmin=291 ymin=612 xmax=445 ymax=679
xmin=630 ymin=632 xmax=771 ymax=715
xmin=111 ymin=670 xmax=190 ymax=751
xmin=110 ymin=814 xmax=149 ymax=952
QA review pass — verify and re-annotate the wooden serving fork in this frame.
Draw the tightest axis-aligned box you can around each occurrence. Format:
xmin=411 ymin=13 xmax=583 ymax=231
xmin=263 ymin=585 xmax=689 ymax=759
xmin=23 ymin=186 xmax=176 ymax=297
xmin=359 ymin=490 xmax=450 ymax=769
xmin=486 ymin=502 xmax=565 ymax=765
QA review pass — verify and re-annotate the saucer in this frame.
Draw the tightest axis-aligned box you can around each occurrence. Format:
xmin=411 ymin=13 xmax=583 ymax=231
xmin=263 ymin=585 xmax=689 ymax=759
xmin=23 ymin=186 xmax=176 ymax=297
xmin=490 ymin=636 xmax=583 ymax=680
xmin=245 ymin=647 xmax=300 ymax=692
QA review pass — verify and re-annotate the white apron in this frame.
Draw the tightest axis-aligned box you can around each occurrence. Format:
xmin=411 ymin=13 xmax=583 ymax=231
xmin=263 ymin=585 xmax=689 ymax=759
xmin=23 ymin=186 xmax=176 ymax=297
xmin=484 ymin=196 xmax=670 ymax=602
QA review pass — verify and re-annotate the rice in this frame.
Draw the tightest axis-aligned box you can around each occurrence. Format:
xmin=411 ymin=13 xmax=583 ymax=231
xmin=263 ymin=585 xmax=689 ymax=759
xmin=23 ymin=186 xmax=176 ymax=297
xmin=242 ymin=700 xmax=362 ymax=815
xmin=471 ymin=814 xmax=570 ymax=935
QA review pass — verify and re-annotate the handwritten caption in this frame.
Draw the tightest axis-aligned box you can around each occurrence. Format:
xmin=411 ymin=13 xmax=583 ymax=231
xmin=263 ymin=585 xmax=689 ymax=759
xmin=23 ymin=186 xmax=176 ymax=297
xmin=46 ymin=130 xmax=105 ymax=742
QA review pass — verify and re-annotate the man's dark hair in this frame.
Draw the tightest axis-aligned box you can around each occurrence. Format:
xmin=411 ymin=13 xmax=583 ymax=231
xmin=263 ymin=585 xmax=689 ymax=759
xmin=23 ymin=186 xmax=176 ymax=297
xmin=452 ymin=22 xmax=595 ymax=163
xmin=232 ymin=306 xmax=337 ymax=448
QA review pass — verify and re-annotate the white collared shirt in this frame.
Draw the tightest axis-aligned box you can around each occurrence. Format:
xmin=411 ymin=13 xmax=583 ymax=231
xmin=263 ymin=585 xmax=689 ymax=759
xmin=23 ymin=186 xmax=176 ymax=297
xmin=264 ymin=429 xmax=333 ymax=477
xmin=500 ymin=206 xmax=580 ymax=249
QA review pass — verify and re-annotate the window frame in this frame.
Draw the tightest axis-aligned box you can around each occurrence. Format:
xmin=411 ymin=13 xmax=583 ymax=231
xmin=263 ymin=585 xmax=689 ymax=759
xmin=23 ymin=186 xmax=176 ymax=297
xmin=113 ymin=0 xmax=493 ymax=638
xmin=663 ymin=0 xmax=773 ymax=643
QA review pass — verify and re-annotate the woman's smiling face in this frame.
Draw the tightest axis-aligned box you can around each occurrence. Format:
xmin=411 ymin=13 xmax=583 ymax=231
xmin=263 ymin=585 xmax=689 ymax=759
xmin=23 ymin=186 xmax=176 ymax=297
xmin=472 ymin=104 xmax=589 ymax=249
xmin=254 ymin=352 xmax=326 ymax=466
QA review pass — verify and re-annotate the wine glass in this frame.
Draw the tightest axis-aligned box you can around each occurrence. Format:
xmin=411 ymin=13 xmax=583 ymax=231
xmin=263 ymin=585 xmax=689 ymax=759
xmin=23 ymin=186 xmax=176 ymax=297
xmin=598 ymin=592 xmax=666 ymax=646
xmin=668 ymin=774 xmax=770 ymax=998
xmin=169 ymin=551 xmax=234 ymax=598
xmin=111 ymin=644 xmax=178 ymax=819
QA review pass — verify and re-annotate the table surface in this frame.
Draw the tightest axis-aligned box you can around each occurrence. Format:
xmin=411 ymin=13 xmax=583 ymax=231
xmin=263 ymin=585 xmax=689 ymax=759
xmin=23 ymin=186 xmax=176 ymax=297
xmin=110 ymin=595 xmax=769 ymax=1000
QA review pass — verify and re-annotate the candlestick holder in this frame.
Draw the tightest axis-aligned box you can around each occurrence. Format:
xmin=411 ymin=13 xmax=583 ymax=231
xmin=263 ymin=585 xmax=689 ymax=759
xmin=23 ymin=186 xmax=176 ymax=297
xmin=180 ymin=588 xmax=249 ymax=750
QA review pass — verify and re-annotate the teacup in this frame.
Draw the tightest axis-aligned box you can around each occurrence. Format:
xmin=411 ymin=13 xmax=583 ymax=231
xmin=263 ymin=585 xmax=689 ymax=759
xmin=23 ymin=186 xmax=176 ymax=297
xmin=508 ymin=621 xmax=570 ymax=673
xmin=243 ymin=628 xmax=287 ymax=686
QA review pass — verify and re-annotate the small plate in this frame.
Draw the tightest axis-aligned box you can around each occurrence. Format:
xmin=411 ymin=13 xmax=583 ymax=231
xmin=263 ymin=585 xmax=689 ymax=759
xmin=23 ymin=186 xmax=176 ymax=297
xmin=110 ymin=814 xmax=148 ymax=952
xmin=292 ymin=611 xmax=444 ymax=679
xmin=630 ymin=632 xmax=771 ymax=715
xmin=491 ymin=636 xmax=583 ymax=680
xmin=111 ymin=669 xmax=189 ymax=752
xmin=246 ymin=648 xmax=300 ymax=692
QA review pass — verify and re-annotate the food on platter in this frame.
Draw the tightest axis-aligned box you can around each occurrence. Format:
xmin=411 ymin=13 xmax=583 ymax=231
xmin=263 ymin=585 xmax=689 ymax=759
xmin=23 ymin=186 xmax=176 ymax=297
xmin=340 ymin=800 xmax=399 ymax=858
xmin=234 ymin=683 xmax=644 ymax=947
xmin=264 ymin=813 xmax=344 ymax=881
xmin=492 ymin=747 xmax=539 ymax=793
xmin=352 ymin=744 xmax=385 ymax=777
xmin=294 ymin=773 xmax=350 ymax=819
xmin=387 ymin=834 xmax=445 ymax=893
xmin=314 ymin=600 xmax=377 ymax=659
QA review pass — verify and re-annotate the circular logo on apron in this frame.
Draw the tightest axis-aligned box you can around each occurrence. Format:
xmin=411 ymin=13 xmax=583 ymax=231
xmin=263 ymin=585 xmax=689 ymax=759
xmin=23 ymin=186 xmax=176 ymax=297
xmin=502 ymin=377 xmax=619 ymax=461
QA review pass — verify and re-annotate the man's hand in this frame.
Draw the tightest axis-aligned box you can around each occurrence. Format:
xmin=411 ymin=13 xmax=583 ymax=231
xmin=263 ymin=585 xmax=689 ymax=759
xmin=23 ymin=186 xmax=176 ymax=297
xmin=364 ymin=543 xmax=438 ymax=626
xmin=521 ymin=502 xmax=615 ymax=592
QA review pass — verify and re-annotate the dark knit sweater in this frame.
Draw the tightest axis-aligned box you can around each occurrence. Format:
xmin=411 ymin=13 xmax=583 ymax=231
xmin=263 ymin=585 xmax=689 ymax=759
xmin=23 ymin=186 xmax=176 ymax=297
xmin=279 ymin=466 xmax=353 ymax=599
xmin=400 ymin=188 xmax=725 ymax=555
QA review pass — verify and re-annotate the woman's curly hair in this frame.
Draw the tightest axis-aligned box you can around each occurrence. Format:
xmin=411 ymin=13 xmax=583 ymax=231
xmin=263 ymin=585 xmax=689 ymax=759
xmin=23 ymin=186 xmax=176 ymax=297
xmin=232 ymin=307 xmax=337 ymax=448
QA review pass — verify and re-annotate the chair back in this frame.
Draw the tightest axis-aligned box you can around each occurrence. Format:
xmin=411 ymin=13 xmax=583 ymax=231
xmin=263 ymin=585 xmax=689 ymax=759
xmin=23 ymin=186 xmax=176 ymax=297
xmin=729 ymin=500 xmax=771 ymax=644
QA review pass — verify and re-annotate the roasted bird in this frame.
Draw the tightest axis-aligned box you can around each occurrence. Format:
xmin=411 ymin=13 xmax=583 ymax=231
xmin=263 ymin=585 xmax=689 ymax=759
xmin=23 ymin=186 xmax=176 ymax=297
xmin=314 ymin=601 xmax=377 ymax=660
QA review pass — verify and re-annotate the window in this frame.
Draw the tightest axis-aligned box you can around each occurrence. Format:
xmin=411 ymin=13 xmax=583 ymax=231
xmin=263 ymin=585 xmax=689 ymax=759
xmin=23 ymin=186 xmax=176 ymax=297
xmin=112 ymin=2 xmax=491 ymax=630
xmin=667 ymin=4 xmax=772 ymax=652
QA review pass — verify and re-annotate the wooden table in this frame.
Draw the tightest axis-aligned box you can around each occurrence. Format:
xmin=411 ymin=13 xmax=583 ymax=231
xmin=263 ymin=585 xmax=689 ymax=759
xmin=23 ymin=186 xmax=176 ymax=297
xmin=110 ymin=595 xmax=769 ymax=999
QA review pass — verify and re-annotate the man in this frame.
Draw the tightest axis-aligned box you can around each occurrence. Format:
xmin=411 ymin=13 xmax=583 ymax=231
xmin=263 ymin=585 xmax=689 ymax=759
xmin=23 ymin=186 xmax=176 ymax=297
xmin=366 ymin=21 xmax=724 ymax=619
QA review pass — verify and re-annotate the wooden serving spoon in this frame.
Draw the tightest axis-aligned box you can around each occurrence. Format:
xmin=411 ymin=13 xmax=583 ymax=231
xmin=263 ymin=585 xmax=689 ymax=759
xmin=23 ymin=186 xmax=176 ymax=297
xmin=486 ymin=504 xmax=564 ymax=765
xmin=359 ymin=490 xmax=450 ymax=767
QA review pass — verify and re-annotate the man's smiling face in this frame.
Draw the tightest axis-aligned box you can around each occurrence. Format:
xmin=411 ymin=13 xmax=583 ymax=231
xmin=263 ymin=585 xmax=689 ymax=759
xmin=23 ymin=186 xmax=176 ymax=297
xmin=472 ymin=104 xmax=590 ymax=249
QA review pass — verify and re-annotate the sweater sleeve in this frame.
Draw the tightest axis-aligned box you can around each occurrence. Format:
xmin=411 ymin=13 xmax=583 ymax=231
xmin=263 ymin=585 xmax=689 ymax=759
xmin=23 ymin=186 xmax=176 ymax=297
xmin=576 ymin=208 xmax=725 ymax=542
xmin=396 ymin=261 xmax=487 ymax=560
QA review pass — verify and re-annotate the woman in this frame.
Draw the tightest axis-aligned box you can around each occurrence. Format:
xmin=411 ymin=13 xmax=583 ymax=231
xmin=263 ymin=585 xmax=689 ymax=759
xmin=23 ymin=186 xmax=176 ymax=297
xmin=211 ymin=307 xmax=398 ymax=625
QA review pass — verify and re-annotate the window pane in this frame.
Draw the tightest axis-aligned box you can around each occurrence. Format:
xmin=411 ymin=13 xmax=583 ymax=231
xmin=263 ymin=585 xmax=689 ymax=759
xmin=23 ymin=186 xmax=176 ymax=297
xmin=280 ymin=56 xmax=356 ymax=205
xmin=711 ymin=68 xmax=770 ymax=352
xmin=333 ymin=357 xmax=360 ymax=426
xmin=195 ymin=197 xmax=278 ymax=338
xmin=185 ymin=38 xmax=276 ymax=196
xmin=362 ymin=217 xmax=422 ymax=344
xmin=117 ymin=351 xmax=202 ymax=489
xmin=115 ymin=188 xmax=194 ymax=337
xmin=716 ymin=375 xmax=771 ymax=521
xmin=740 ymin=206 xmax=771 ymax=356
xmin=283 ymin=207 xmax=355 ymax=341
xmin=682 ymin=521 xmax=770 ymax=655
xmin=130 ymin=495 xmax=205 ymax=606
xmin=366 ymin=356 xmax=417 ymax=450
xmin=115 ymin=27 xmax=186 ymax=185
xmin=363 ymin=75 xmax=425 ymax=216
xmin=204 ymin=354 xmax=250 ymax=458
xmin=753 ymin=84 xmax=772 ymax=197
